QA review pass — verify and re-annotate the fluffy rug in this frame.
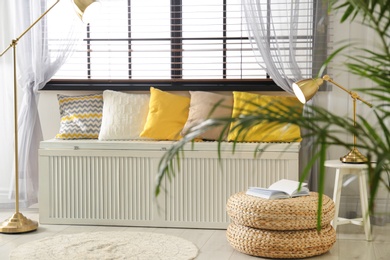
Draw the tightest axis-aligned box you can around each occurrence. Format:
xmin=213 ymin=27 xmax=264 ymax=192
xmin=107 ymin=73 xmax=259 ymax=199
xmin=10 ymin=231 xmax=199 ymax=260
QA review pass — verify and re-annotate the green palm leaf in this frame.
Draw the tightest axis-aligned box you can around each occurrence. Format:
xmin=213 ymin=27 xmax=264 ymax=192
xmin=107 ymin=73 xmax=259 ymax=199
xmin=155 ymin=0 xmax=390 ymax=229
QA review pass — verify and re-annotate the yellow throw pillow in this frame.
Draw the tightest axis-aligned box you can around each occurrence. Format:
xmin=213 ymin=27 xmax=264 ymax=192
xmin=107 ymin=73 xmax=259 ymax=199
xmin=228 ymin=92 xmax=303 ymax=142
xmin=140 ymin=87 xmax=190 ymax=140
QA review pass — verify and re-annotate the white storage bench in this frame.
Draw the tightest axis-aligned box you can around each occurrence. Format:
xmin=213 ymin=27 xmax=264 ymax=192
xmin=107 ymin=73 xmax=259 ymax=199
xmin=39 ymin=139 xmax=300 ymax=229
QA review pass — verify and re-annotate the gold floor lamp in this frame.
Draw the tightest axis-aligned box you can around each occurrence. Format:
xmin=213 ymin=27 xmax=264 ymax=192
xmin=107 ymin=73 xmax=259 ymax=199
xmin=292 ymin=75 xmax=373 ymax=164
xmin=0 ymin=0 xmax=100 ymax=234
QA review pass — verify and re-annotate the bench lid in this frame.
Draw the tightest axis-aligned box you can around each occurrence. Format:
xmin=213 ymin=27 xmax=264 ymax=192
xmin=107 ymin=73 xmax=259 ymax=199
xmin=40 ymin=139 xmax=300 ymax=152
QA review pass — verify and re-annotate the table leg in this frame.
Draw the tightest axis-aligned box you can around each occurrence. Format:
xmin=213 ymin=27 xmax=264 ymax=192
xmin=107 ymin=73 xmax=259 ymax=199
xmin=332 ymin=168 xmax=344 ymax=230
xmin=358 ymin=169 xmax=372 ymax=241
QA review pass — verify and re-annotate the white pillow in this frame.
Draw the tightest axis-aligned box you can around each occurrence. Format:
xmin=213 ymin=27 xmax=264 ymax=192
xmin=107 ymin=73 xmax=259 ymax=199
xmin=98 ymin=90 xmax=150 ymax=140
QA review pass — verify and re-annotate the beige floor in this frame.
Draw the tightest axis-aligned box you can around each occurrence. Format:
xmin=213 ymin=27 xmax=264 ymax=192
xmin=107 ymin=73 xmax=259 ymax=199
xmin=0 ymin=208 xmax=389 ymax=260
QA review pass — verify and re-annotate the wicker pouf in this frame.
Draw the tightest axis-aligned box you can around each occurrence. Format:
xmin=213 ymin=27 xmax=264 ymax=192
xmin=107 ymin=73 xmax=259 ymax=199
xmin=226 ymin=192 xmax=335 ymax=230
xmin=226 ymin=192 xmax=336 ymax=258
xmin=227 ymin=222 xmax=336 ymax=259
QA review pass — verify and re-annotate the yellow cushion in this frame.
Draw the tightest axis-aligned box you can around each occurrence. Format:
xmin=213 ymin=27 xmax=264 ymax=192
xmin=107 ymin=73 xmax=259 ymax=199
xmin=140 ymin=87 xmax=190 ymax=140
xmin=228 ymin=92 xmax=302 ymax=142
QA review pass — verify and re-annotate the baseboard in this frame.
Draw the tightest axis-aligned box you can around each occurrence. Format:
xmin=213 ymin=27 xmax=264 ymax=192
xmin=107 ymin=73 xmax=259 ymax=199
xmin=0 ymin=190 xmax=38 ymax=210
xmin=0 ymin=190 xmax=11 ymax=203
xmin=0 ymin=191 xmax=15 ymax=209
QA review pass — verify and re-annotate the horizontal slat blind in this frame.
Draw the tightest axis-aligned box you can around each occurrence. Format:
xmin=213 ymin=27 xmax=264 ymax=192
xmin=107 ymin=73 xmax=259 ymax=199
xmin=48 ymin=0 xmax=315 ymax=81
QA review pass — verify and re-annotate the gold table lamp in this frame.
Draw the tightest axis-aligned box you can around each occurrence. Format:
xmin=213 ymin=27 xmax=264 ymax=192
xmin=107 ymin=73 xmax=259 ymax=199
xmin=292 ymin=75 xmax=373 ymax=164
xmin=0 ymin=0 xmax=100 ymax=234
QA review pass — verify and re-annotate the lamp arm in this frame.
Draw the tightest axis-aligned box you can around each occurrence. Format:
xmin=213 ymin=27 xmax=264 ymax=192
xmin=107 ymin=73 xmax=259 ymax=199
xmin=323 ymin=75 xmax=373 ymax=108
xmin=0 ymin=0 xmax=61 ymax=57
xmin=0 ymin=42 xmax=13 ymax=57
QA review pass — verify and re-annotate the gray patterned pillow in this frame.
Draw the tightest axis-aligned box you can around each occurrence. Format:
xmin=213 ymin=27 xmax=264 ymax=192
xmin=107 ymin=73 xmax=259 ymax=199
xmin=56 ymin=93 xmax=103 ymax=139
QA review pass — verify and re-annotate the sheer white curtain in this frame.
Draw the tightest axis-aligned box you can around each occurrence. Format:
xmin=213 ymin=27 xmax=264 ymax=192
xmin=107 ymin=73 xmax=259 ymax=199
xmin=242 ymin=0 xmax=328 ymax=93
xmin=0 ymin=0 xmax=83 ymax=208
xmin=242 ymin=0 xmax=328 ymax=189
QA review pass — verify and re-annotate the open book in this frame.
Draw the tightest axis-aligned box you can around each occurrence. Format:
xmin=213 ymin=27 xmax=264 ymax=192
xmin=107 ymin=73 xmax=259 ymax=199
xmin=246 ymin=179 xmax=309 ymax=200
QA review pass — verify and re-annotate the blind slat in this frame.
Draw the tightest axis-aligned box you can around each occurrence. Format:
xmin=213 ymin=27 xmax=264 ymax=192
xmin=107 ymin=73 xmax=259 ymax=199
xmin=48 ymin=0 xmax=316 ymax=80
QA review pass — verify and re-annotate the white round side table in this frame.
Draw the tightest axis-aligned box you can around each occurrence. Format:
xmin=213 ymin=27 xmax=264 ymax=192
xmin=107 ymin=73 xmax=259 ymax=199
xmin=324 ymin=160 xmax=372 ymax=241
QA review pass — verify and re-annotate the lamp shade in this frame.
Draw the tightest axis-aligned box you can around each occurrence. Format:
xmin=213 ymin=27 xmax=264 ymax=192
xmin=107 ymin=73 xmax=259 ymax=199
xmin=72 ymin=0 xmax=100 ymax=23
xmin=292 ymin=78 xmax=324 ymax=104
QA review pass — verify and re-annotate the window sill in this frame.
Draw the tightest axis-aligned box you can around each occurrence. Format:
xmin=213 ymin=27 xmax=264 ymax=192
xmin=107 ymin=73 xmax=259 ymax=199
xmin=42 ymin=79 xmax=283 ymax=91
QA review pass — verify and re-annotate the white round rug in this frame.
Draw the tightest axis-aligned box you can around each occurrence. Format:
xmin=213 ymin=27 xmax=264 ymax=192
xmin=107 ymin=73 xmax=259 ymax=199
xmin=10 ymin=231 xmax=199 ymax=260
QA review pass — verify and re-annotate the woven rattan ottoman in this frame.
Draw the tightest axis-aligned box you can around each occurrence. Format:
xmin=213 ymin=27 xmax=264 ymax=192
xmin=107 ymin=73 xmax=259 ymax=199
xmin=226 ymin=192 xmax=336 ymax=259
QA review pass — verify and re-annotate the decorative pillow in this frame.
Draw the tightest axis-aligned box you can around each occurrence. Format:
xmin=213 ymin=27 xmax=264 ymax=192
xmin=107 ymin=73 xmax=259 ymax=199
xmin=140 ymin=87 xmax=190 ymax=140
xmin=181 ymin=91 xmax=233 ymax=140
xmin=56 ymin=93 xmax=103 ymax=139
xmin=227 ymin=92 xmax=303 ymax=142
xmin=98 ymin=90 xmax=150 ymax=140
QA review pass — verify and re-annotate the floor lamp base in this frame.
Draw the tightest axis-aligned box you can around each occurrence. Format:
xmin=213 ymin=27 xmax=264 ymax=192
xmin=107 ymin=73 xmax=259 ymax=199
xmin=0 ymin=212 xmax=38 ymax=233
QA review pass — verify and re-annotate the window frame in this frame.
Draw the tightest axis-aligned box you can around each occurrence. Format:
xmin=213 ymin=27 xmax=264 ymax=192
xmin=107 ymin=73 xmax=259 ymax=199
xmin=42 ymin=0 xmax=314 ymax=92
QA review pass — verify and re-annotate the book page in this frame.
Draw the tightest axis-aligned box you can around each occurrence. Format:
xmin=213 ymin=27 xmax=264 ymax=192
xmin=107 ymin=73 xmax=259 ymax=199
xmin=246 ymin=188 xmax=290 ymax=199
xmin=268 ymin=179 xmax=307 ymax=196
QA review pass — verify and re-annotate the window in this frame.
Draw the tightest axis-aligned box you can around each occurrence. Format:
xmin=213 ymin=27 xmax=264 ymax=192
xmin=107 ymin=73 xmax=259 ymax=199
xmin=46 ymin=0 xmax=318 ymax=90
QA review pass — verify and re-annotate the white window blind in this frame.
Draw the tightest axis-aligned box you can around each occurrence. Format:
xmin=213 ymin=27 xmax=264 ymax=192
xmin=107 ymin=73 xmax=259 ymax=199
xmin=48 ymin=0 xmax=316 ymax=81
